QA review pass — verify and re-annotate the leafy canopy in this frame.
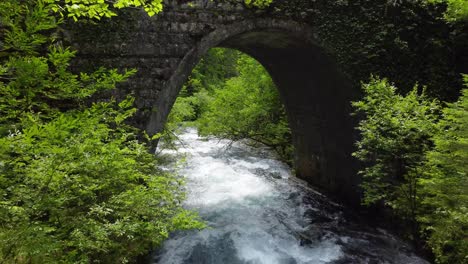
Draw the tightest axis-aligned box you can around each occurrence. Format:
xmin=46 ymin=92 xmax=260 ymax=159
xmin=45 ymin=0 xmax=273 ymax=20
xmin=352 ymin=77 xmax=440 ymax=233
xmin=352 ymin=77 xmax=440 ymax=204
xmin=47 ymin=0 xmax=164 ymax=19
xmin=418 ymin=75 xmax=468 ymax=264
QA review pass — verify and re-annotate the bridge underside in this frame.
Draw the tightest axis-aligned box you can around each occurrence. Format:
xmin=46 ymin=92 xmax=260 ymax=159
xmin=145 ymin=26 xmax=359 ymax=202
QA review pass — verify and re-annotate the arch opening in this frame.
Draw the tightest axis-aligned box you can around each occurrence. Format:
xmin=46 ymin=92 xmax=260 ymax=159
xmin=149 ymin=21 xmax=359 ymax=202
xmin=163 ymin=47 xmax=294 ymax=166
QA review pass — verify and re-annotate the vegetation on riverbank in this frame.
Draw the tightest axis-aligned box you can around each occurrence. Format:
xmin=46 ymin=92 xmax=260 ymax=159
xmin=352 ymin=77 xmax=467 ymax=264
xmin=0 ymin=1 xmax=205 ymax=262
xmin=348 ymin=3 xmax=467 ymax=263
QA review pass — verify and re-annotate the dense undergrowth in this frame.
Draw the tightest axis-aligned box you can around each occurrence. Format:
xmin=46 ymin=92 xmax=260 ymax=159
xmin=0 ymin=1 xmax=206 ymax=263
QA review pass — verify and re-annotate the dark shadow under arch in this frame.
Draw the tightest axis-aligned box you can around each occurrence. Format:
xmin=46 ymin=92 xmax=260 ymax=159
xmin=147 ymin=19 xmax=360 ymax=203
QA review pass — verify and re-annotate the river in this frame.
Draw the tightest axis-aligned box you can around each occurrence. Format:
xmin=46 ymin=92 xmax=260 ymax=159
xmin=151 ymin=128 xmax=429 ymax=264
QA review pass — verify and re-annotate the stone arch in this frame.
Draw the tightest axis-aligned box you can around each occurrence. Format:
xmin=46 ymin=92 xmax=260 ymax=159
xmin=147 ymin=19 xmax=359 ymax=202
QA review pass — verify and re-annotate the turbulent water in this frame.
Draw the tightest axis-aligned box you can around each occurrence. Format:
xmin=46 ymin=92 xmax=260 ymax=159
xmin=152 ymin=128 xmax=429 ymax=264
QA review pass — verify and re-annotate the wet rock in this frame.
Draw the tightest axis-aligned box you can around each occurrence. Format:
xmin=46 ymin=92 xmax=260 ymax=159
xmin=288 ymin=191 xmax=300 ymax=200
xmin=187 ymin=235 xmax=243 ymax=264
xmin=269 ymin=171 xmax=282 ymax=179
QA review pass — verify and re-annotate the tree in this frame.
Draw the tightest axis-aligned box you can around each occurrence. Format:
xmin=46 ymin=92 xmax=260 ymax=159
xmin=418 ymin=75 xmax=468 ymax=264
xmin=352 ymin=76 xmax=468 ymax=263
xmin=351 ymin=77 xmax=440 ymax=235
xmin=183 ymin=48 xmax=240 ymax=97
xmin=161 ymin=49 xmax=240 ymax=148
xmin=195 ymin=54 xmax=293 ymax=164
xmin=165 ymin=49 xmax=293 ymax=164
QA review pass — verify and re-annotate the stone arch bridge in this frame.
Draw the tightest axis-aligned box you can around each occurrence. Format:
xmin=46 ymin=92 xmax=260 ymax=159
xmin=71 ymin=0 xmax=360 ymax=202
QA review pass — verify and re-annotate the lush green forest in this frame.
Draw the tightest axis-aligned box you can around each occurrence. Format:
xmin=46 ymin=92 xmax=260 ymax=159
xmin=0 ymin=0 xmax=467 ymax=263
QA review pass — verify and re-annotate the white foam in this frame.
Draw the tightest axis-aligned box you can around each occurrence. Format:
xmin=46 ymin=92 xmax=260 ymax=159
xmin=156 ymin=128 xmax=343 ymax=264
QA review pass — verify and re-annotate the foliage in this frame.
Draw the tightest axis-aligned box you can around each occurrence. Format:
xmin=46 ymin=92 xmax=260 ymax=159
xmin=165 ymin=48 xmax=293 ymax=164
xmin=47 ymin=0 xmax=164 ymax=20
xmin=352 ymin=77 xmax=440 ymax=229
xmin=282 ymin=0 xmax=467 ymax=101
xmin=353 ymin=76 xmax=468 ymax=263
xmin=418 ymin=75 xmax=468 ymax=264
xmin=244 ymin=0 xmax=274 ymax=8
xmin=0 ymin=101 xmax=203 ymax=263
xmin=0 ymin=0 xmax=203 ymax=263
xmin=427 ymin=0 xmax=468 ymax=21
xmin=195 ymin=53 xmax=293 ymax=164
xmin=162 ymin=49 xmax=240 ymax=147
xmin=0 ymin=0 xmax=136 ymax=130
xmin=182 ymin=48 xmax=240 ymax=97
